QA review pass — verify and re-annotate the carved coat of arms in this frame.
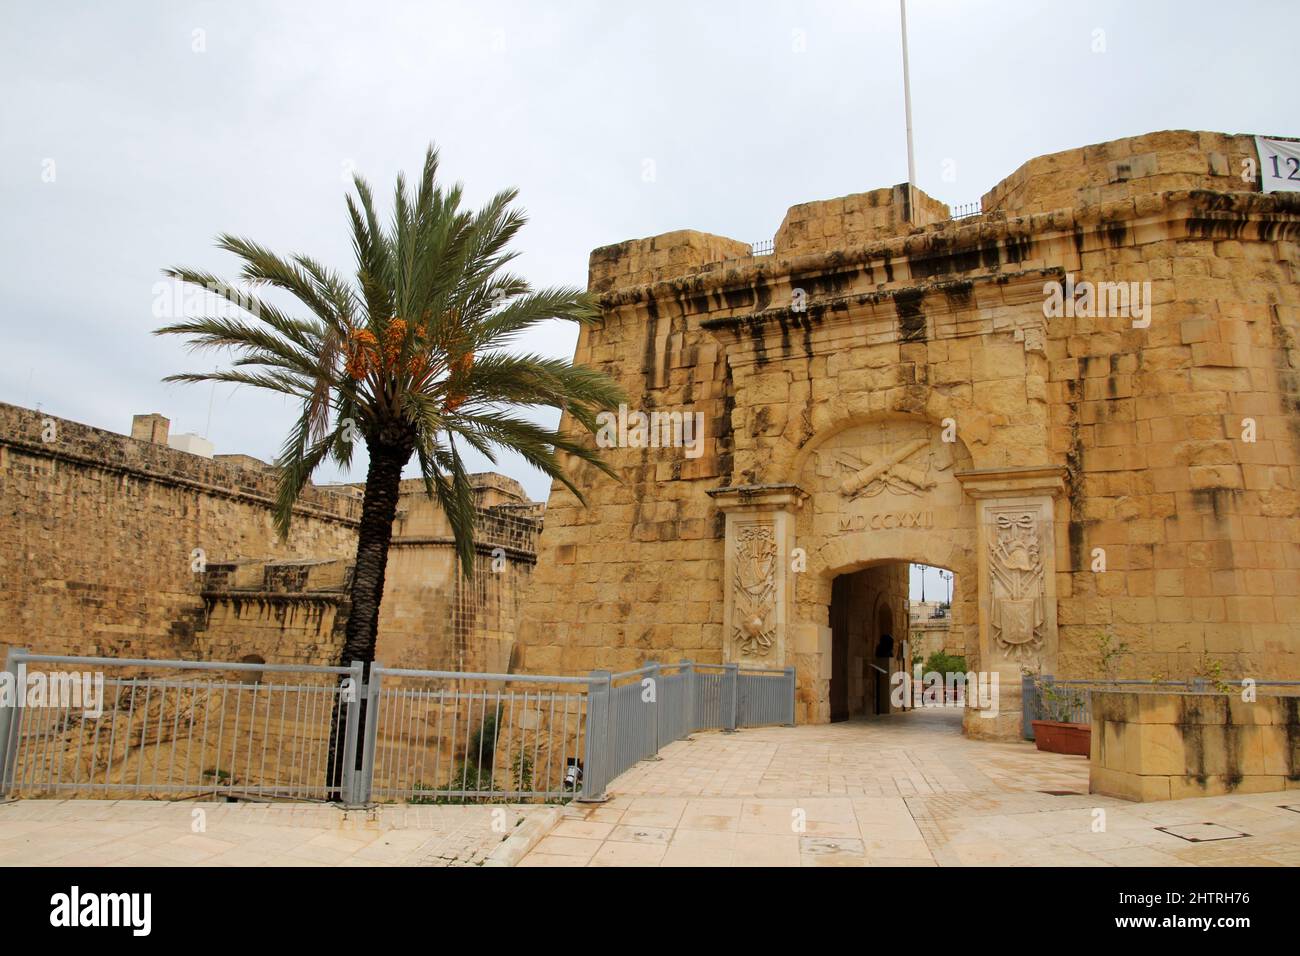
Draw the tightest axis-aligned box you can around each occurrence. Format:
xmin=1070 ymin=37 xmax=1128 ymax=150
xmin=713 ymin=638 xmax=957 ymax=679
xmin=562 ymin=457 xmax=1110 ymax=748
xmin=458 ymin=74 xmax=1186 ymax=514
xmin=989 ymin=511 xmax=1045 ymax=660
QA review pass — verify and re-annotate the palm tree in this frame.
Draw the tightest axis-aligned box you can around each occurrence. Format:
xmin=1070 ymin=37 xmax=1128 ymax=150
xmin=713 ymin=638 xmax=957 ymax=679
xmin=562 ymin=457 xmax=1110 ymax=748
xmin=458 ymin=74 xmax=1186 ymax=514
xmin=157 ymin=145 xmax=622 ymax=674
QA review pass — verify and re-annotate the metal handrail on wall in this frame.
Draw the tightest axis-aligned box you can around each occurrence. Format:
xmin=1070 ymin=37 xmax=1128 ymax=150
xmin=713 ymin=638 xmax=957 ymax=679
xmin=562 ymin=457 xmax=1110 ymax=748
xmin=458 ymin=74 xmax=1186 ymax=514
xmin=0 ymin=649 xmax=796 ymax=806
xmin=1020 ymin=674 xmax=1300 ymax=741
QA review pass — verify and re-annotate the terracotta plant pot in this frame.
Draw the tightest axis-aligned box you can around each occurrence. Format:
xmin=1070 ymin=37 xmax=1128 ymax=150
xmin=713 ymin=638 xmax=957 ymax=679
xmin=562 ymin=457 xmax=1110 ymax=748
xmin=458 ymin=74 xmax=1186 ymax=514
xmin=1031 ymin=720 xmax=1091 ymax=756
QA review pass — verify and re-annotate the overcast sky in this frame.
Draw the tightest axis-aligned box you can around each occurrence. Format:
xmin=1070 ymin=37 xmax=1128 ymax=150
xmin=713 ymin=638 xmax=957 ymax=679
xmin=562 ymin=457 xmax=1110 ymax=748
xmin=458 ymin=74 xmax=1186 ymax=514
xmin=3 ymin=0 xmax=1298 ymax=531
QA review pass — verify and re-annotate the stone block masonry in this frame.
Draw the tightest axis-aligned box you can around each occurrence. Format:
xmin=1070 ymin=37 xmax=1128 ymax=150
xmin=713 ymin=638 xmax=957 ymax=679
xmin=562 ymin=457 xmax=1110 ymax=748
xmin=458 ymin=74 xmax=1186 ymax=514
xmin=0 ymin=403 xmax=542 ymax=672
xmin=1091 ymin=690 xmax=1300 ymax=801
xmin=515 ymin=129 xmax=1300 ymax=738
xmin=0 ymin=402 xmax=360 ymax=661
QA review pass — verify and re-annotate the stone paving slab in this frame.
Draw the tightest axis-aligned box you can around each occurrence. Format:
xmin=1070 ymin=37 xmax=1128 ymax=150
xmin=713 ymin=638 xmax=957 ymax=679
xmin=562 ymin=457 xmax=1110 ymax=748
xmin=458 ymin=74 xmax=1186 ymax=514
xmin=0 ymin=799 xmax=545 ymax=867
xmin=520 ymin=708 xmax=1300 ymax=867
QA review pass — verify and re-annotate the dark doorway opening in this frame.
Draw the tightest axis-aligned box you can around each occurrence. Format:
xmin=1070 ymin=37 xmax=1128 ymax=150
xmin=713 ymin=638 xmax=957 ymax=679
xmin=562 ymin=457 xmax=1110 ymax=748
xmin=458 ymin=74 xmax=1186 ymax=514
xmin=828 ymin=563 xmax=909 ymax=722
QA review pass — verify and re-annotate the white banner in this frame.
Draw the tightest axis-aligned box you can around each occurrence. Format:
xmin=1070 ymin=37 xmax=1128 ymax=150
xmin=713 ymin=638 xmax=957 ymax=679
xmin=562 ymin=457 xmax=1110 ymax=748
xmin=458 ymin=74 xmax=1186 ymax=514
xmin=1255 ymin=136 xmax=1300 ymax=193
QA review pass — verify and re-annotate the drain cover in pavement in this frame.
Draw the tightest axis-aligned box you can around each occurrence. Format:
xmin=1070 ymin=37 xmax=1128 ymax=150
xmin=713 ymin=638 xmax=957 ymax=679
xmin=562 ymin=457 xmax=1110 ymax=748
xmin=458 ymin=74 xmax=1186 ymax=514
xmin=800 ymin=837 xmax=865 ymax=856
xmin=1155 ymin=822 xmax=1250 ymax=843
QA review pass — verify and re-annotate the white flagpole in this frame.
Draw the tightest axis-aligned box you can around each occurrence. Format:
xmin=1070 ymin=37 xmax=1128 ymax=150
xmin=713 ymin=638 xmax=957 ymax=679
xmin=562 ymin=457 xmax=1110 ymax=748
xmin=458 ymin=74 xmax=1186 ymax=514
xmin=899 ymin=0 xmax=917 ymax=222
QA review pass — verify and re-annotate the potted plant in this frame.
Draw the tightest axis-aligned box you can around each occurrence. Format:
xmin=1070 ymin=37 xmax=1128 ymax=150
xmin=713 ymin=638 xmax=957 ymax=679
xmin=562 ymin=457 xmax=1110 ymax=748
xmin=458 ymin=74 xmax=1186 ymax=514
xmin=1027 ymin=672 xmax=1090 ymax=756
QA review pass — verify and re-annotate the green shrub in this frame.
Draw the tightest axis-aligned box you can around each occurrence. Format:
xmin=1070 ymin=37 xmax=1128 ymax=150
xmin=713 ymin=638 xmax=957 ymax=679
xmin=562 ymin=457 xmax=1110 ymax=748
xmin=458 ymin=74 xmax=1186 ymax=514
xmin=923 ymin=651 xmax=967 ymax=676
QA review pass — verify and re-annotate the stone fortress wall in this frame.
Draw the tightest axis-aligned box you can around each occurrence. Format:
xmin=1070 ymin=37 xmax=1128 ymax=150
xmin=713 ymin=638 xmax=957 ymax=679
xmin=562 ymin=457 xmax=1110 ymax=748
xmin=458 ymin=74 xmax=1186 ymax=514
xmin=514 ymin=130 xmax=1300 ymax=737
xmin=0 ymin=402 xmax=361 ymax=661
xmin=0 ymin=402 xmax=541 ymax=672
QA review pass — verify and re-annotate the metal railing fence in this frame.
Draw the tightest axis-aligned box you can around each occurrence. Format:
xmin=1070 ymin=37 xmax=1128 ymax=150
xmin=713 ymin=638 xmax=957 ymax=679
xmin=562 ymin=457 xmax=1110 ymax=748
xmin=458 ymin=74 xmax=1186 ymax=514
xmin=0 ymin=650 xmax=360 ymax=802
xmin=1021 ymin=674 xmax=1300 ymax=741
xmin=579 ymin=661 xmax=795 ymax=802
xmin=363 ymin=666 xmax=591 ymax=803
xmin=0 ymin=650 xmax=795 ymax=804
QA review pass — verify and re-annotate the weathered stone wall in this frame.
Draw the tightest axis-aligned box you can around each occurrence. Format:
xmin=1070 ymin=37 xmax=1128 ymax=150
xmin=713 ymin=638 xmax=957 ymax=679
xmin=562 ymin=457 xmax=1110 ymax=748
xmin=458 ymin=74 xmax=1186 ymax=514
xmin=377 ymin=475 xmax=541 ymax=673
xmin=195 ymin=559 xmax=351 ymax=666
xmin=173 ymin=477 xmax=541 ymax=671
xmin=981 ymin=130 xmax=1261 ymax=218
xmin=517 ymin=129 xmax=1300 ymax=736
xmin=0 ymin=402 xmax=360 ymax=660
xmin=1090 ymin=690 xmax=1300 ymax=801
xmin=0 ymin=404 xmax=542 ymax=673
xmin=776 ymin=184 xmax=950 ymax=257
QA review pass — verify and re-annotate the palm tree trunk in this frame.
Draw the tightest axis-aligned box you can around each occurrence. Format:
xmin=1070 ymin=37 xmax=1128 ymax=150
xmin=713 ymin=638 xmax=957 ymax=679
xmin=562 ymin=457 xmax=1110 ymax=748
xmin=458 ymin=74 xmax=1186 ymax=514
xmin=341 ymin=432 xmax=412 ymax=665
xmin=329 ymin=424 xmax=414 ymax=798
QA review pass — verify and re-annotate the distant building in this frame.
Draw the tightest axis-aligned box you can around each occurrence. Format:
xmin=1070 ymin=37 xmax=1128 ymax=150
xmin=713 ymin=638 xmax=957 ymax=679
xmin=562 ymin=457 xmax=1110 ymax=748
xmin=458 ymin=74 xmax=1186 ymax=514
xmin=908 ymin=600 xmax=958 ymax=665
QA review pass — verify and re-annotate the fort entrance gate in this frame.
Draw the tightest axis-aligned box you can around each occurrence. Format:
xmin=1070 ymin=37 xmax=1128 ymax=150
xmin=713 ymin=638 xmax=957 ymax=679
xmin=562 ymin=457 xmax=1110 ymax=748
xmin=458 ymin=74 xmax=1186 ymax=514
xmin=515 ymin=131 xmax=1300 ymax=739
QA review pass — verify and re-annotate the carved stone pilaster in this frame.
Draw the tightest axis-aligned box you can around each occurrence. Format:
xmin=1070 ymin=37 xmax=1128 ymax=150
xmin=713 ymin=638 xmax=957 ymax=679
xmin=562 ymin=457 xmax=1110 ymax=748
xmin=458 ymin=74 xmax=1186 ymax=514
xmin=956 ymin=466 xmax=1066 ymax=739
xmin=987 ymin=507 xmax=1047 ymax=663
xmin=708 ymin=484 xmax=807 ymax=666
xmin=957 ymin=466 xmax=1066 ymax=672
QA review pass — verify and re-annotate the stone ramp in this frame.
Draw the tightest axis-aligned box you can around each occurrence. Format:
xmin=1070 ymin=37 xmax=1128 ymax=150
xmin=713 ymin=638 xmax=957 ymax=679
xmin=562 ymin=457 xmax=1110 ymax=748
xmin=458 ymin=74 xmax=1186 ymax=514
xmin=519 ymin=710 xmax=1300 ymax=866
xmin=607 ymin=707 xmax=1087 ymax=798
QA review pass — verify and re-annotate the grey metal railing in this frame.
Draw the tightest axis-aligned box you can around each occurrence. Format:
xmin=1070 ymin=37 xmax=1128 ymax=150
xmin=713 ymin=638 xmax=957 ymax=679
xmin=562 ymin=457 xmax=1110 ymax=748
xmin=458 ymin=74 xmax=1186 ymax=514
xmin=1020 ymin=674 xmax=1300 ymax=740
xmin=0 ymin=648 xmax=361 ymax=802
xmin=578 ymin=660 xmax=795 ymax=802
xmin=362 ymin=666 xmax=591 ymax=803
xmin=0 ymin=650 xmax=796 ymax=805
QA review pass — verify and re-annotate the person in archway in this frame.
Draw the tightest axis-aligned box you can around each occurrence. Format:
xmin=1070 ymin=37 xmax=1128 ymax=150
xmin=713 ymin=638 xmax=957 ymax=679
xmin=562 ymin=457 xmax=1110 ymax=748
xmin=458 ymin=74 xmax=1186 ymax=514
xmin=873 ymin=631 xmax=894 ymax=715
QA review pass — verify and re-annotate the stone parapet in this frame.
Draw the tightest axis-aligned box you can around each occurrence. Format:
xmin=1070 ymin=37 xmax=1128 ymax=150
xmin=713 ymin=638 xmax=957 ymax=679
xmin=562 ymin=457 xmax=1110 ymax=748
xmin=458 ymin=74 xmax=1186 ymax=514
xmin=1090 ymin=690 xmax=1300 ymax=801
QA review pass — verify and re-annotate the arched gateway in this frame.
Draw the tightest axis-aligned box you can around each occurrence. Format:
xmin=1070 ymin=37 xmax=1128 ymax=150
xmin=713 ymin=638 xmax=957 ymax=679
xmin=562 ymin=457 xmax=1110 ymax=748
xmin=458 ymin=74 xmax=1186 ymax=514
xmin=513 ymin=131 xmax=1300 ymax=740
xmin=707 ymin=413 xmax=1063 ymax=740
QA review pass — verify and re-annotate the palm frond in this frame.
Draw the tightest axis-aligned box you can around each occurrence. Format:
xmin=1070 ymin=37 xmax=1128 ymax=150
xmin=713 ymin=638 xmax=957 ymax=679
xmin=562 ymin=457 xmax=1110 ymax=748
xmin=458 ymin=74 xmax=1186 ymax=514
xmin=158 ymin=143 xmax=623 ymax=563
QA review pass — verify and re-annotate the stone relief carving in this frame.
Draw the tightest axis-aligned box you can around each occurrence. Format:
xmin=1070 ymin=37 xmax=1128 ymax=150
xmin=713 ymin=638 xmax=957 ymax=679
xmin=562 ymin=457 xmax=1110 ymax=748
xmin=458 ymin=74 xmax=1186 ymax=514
xmin=829 ymin=425 xmax=953 ymax=501
xmin=989 ymin=510 xmax=1045 ymax=661
xmin=732 ymin=524 xmax=777 ymax=657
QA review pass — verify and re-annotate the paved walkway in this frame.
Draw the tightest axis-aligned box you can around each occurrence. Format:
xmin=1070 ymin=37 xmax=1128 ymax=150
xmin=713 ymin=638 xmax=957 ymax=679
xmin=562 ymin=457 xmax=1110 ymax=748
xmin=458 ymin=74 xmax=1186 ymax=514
xmin=520 ymin=708 xmax=1300 ymax=867
xmin=0 ymin=800 xmax=541 ymax=866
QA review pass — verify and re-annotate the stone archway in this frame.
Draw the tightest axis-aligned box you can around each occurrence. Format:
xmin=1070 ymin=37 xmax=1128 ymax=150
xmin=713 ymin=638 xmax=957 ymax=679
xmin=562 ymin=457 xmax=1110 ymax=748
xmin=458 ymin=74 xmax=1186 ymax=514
xmin=794 ymin=415 xmax=977 ymax=725
xmin=711 ymin=413 xmax=1068 ymax=739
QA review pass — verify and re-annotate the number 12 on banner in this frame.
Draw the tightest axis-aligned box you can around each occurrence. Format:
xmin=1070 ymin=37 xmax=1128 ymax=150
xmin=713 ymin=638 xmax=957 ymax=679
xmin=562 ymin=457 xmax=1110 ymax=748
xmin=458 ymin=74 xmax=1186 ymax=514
xmin=1255 ymin=136 xmax=1300 ymax=192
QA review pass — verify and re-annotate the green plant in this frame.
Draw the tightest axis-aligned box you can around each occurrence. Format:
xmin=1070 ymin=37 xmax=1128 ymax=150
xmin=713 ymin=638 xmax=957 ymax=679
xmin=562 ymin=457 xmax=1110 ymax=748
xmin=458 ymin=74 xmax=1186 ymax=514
xmin=512 ymin=752 xmax=533 ymax=794
xmin=1025 ymin=668 xmax=1086 ymax=723
xmin=156 ymin=146 xmax=623 ymax=675
xmin=1190 ymin=652 xmax=1232 ymax=694
xmin=1094 ymin=630 xmax=1130 ymax=680
xmin=923 ymin=651 xmax=967 ymax=676
xmin=1162 ymin=642 xmax=1233 ymax=693
xmin=1041 ymin=680 xmax=1086 ymax=722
